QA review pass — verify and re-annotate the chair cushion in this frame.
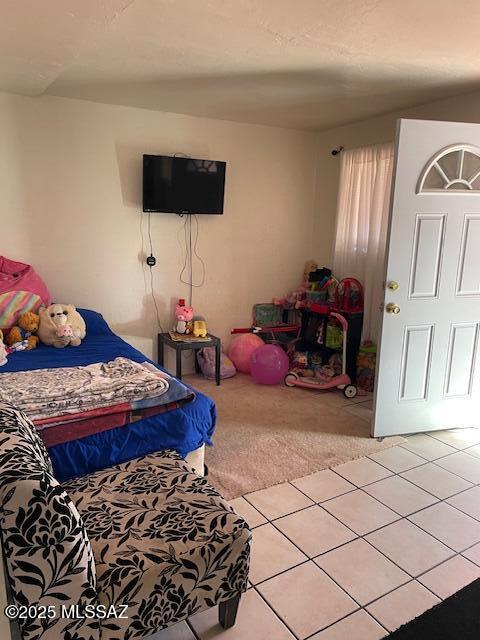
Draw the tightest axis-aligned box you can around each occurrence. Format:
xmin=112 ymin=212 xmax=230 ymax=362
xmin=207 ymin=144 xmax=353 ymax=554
xmin=63 ymin=450 xmax=251 ymax=640
xmin=0 ymin=403 xmax=99 ymax=640
xmin=0 ymin=401 xmax=53 ymax=475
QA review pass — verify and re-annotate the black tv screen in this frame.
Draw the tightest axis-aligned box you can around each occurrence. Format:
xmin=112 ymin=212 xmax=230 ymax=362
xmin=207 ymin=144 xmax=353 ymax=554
xmin=143 ymin=154 xmax=226 ymax=214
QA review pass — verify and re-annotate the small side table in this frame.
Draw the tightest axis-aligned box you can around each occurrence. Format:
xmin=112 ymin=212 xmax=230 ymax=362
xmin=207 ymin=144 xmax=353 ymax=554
xmin=158 ymin=333 xmax=222 ymax=385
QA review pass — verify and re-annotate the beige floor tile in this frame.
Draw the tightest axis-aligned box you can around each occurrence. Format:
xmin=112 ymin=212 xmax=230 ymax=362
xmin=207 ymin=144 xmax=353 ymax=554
xmin=341 ymin=403 xmax=372 ymax=422
xmin=429 ymin=428 xmax=480 ymax=449
xmin=188 ymin=588 xmax=295 ymax=640
xmin=249 ymin=524 xmax=307 ymax=584
xmin=401 ymin=434 xmax=457 ymax=461
xmin=418 ymin=555 xmax=480 ymax=599
xmin=229 ymin=497 xmax=267 ymax=528
xmin=366 ymin=581 xmax=440 ymax=632
xmin=409 ymin=502 xmax=480 ymax=552
xmin=364 ymin=476 xmax=438 ymax=517
xmin=322 ymin=490 xmax=399 ymax=535
xmin=315 ymin=538 xmax=409 ymax=605
xmin=434 ymin=451 xmax=480 ymax=484
xmin=366 ymin=519 xmax=454 ymax=576
xmin=465 ymin=444 xmax=480 ymax=459
xmin=368 ymin=447 xmax=426 ymax=473
xmin=291 ymin=469 xmax=355 ymax=503
xmin=447 ymin=486 xmax=480 ymax=521
xmin=308 ymin=610 xmax=385 ymax=640
xmin=400 ymin=462 xmax=472 ymax=499
xmin=275 ymin=505 xmax=356 ymax=557
xmin=333 ymin=458 xmax=392 ymax=487
xmin=462 ymin=542 xmax=480 ymax=566
xmin=147 ymin=621 xmax=196 ymax=640
xmin=245 ymin=482 xmax=314 ymax=520
xmin=257 ymin=562 xmax=358 ymax=639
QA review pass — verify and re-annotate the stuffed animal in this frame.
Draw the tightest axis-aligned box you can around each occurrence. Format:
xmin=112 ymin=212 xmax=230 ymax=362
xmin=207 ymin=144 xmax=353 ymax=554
xmin=193 ymin=319 xmax=207 ymax=338
xmin=0 ymin=330 xmax=7 ymax=366
xmin=38 ymin=303 xmax=86 ymax=348
xmin=274 ymin=260 xmax=319 ymax=309
xmin=0 ymin=329 xmax=28 ymax=365
xmin=175 ymin=301 xmax=194 ymax=334
xmin=6 ymin=311 xmax=40 ymax=350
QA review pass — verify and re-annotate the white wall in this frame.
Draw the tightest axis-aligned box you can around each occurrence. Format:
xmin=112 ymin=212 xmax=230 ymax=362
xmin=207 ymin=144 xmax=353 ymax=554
xmin=1 ymin=92 xmax=317 ymax=360
xmin=314 ymin=88 xmax=480 ymax=266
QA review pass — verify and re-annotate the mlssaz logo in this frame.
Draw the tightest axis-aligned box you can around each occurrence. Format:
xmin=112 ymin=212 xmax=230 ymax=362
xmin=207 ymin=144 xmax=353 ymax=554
xmin=62 ymin=604 xmax=129 ymax=620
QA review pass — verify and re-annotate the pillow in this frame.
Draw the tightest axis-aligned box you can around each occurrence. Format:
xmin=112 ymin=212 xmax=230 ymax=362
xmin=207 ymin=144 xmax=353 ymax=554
xmin=78 ymin=308 xmax=114 ymax=336
xmin=0 ymin=257 xmax=51 ymax=330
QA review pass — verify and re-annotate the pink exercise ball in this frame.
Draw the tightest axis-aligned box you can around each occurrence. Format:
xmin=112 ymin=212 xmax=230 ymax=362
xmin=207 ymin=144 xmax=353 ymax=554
xmin=228 ymin=334 xmax=264 ymax=374
xmin=250 ymin=344 xmax=290 ymax=385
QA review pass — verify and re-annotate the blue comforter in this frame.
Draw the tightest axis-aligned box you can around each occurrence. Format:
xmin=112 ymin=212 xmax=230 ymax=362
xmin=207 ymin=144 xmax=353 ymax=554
xmin=1 ymin=309 xmax=216 ymax=481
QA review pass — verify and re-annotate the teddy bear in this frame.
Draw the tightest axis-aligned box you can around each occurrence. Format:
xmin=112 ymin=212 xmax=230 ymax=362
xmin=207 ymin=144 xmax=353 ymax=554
xmin=175 ymin=301 xmax=194 ymax=334
xmin=38 ymin=303 xmax=86 ymax=348
xmin=0 ymin=329 xmax=28 ymax=365
xmin=6 ymin=311 xmax=40 ymax=350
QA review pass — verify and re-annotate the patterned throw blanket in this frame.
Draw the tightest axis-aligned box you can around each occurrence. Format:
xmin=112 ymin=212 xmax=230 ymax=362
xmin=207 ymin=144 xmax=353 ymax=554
xmin=0 ymin=357 xmax=169 ymax=421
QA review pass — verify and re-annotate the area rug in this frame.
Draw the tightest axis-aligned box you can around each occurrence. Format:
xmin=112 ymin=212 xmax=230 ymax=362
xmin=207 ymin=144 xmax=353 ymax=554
xmin=387 ymin=578 xmax=480 ymax=639
xmin=187 ymin=374 xmax=405 ymax=500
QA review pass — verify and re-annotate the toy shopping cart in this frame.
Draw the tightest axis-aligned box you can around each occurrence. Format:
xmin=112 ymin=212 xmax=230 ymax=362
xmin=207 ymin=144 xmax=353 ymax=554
xmin=284 ymin=305 xmax=357 ymax=398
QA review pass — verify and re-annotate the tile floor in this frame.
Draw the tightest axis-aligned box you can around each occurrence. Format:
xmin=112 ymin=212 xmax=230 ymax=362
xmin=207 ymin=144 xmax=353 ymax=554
xmin=150 ymin=427 xmax=480 ymax=640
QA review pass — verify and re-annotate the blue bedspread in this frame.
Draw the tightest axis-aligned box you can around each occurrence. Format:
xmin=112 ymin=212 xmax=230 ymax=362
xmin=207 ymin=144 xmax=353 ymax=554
xmin=1 ymin=309 xmax=216 ymax=481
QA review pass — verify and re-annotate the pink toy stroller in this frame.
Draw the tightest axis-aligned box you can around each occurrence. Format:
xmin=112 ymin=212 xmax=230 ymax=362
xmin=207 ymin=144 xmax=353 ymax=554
xmin=284 ymin=309 xmax=357 ymax=398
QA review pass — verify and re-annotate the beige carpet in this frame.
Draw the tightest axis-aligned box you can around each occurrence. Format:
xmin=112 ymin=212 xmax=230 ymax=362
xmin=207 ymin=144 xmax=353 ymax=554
xmin=187 ymin=374 xmax=405 ymax=500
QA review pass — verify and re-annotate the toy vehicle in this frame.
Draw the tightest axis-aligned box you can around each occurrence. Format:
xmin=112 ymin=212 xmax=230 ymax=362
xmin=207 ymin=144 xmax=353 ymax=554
xmin=284 ymin=310 xmax=357 ymax=398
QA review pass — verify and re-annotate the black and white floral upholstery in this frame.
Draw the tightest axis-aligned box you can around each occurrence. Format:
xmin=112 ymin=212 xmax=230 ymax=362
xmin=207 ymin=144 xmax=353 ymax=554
xmin=0 ymin=401 xmax=99 ymax=640
xmin=0 ymin=403 xmax=251 ymax=640
xmin=63 ymin=450 xmax=251 ymax=639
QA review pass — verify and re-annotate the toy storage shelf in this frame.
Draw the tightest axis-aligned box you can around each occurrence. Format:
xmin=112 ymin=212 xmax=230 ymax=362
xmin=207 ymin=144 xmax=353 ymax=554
xmin=298 ymin=309 xmax=363 ymax=383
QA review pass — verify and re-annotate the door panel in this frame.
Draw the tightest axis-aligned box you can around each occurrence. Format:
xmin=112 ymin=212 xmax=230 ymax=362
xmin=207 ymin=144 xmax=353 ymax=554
xmin=373 ymin=119 xmax=480 ymax=437
xmin=456 ymin=214 xmax=480 ymax=296
xmin=408 ymin=214 xmax=445 ymax=298
xmin=444 ymin=323 xmax=478 ymax=397
xmin=399 ymin=325 xmax=434 ymax=401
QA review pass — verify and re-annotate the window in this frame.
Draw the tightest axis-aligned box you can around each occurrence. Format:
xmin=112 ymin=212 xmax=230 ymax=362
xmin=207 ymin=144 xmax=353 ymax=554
xmin=417 ymin=145 xmax=480 ymax=193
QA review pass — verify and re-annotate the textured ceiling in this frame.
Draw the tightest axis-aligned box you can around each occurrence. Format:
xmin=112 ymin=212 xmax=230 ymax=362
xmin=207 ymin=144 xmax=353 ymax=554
xmin=2 ymin=0 xmax=480 ymax=130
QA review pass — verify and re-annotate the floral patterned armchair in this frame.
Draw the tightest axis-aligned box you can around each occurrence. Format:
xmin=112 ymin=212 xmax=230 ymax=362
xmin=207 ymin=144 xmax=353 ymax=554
xmin=0 ymin=402 xmax=251 ymax=640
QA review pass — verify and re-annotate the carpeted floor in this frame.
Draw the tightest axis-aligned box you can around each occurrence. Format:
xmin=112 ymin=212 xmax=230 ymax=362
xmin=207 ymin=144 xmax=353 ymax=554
xmin=187 ymin=374 xmax=405 ymax=500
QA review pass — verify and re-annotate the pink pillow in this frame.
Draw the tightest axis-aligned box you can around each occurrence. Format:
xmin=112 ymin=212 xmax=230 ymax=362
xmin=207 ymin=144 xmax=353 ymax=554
xmin=0 ymin=257 xmax=51 ymax=329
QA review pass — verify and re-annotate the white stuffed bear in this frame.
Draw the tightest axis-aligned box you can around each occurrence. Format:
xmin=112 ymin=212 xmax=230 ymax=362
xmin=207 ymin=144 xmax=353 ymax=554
xmin=38 ymin=304 xmax=86 ymax=348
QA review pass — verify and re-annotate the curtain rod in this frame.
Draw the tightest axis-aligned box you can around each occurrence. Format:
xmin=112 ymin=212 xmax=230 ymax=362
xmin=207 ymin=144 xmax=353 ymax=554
xmin=331 ymin=146 xmax=344 ymax=156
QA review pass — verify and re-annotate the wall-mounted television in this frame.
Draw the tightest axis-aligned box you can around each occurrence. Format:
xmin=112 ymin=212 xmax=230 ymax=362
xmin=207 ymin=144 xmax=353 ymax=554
xmin=143 ymin=154 xmax=226 ymax=214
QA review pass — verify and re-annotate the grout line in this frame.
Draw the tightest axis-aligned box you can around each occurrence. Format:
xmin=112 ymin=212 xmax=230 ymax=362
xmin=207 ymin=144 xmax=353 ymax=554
xmin=237 ymin=438 xmax=480 ymax=637
xmin=251 ymin=476 xmax=475 ymax=584
xmin=252 ymin=585 xmax=303 ymax=640
xmin=185 ymin=618 xmax=201 ymax=640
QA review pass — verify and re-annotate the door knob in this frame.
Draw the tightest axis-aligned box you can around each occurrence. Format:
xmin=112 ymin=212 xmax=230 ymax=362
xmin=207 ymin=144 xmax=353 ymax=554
xmin=386 ymin=303 xmax=400 ymax=314
xmin=387 ymin=281 xmax=399 ymax=291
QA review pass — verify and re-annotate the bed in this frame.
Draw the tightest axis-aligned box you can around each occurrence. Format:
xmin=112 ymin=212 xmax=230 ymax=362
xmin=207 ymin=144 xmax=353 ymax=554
xmin=0 ymin=308 xmax=216 ymax=482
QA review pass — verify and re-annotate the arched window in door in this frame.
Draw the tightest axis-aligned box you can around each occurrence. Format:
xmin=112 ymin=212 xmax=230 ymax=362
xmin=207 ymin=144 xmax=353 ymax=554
xmin=417 ymin=144 xmax=480 ymax=193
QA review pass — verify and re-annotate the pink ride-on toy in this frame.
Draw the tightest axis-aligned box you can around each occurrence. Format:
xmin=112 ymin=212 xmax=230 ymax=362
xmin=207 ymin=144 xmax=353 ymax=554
xmin=284 ymin=311 xmax=357 ymax=398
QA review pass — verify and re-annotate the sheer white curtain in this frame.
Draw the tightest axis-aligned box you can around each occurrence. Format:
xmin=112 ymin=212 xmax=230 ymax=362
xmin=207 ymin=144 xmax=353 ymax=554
xmin=333 ymin=142 xmax=394 ymax=343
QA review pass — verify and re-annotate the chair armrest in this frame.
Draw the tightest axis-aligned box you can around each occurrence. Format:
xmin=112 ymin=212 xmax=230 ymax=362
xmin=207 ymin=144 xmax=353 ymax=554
xmin=0 ymin=471 xmax=100 ymax=640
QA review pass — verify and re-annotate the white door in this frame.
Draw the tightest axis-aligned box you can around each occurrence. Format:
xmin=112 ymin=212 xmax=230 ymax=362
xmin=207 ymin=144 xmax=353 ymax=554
xmin=373 ymin=118 xmax=480 ymax=437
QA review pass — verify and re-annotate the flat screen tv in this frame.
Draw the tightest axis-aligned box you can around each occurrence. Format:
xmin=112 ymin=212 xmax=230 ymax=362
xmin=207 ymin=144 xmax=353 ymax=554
xmin=143 ymin=154 xmax=226 ymax=214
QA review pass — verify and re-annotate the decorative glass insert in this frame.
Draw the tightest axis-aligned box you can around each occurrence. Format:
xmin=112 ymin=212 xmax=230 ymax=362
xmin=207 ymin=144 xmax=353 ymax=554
xmin=417 ymin=145 xmax=480 ymax=193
